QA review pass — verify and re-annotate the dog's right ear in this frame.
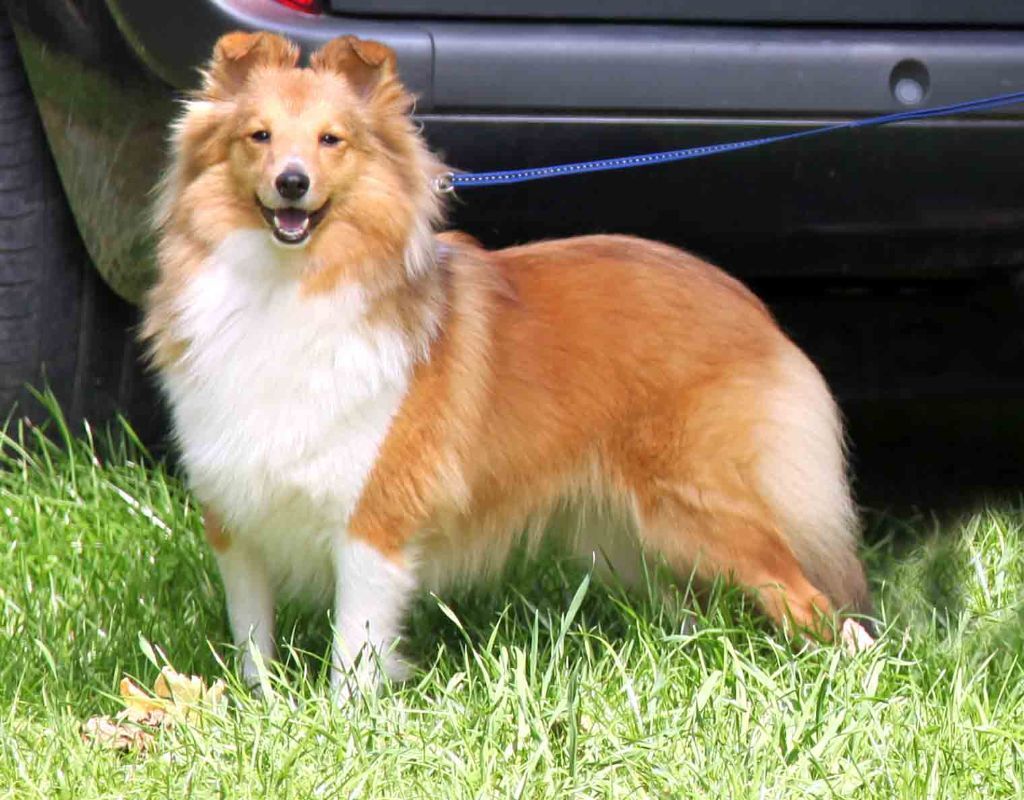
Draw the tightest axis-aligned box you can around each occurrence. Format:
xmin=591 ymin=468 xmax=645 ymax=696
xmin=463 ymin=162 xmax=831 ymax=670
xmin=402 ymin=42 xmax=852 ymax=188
xmin=201 ymin=31 xmax=299 ymax=100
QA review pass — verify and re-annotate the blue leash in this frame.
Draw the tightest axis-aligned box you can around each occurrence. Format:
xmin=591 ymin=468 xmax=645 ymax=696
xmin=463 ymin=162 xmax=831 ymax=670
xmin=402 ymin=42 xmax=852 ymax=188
xmin=436 ymin=89 xmax=1024 ymax=192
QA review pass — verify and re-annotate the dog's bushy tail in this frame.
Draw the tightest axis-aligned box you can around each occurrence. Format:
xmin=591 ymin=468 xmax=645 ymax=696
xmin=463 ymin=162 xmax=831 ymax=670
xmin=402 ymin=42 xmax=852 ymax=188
xmin=755 ymin=346 xmax=873 ymax=617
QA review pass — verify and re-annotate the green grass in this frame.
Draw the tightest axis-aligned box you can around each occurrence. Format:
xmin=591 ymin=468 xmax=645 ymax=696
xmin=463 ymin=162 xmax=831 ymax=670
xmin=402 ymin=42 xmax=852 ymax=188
xmin=1 ymin=411 xmax=1023 ymax=798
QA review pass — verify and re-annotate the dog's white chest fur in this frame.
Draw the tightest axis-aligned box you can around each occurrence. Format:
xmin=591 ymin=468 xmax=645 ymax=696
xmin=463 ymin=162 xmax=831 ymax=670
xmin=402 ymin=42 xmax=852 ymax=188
xmin=162 ymin=231 xmax=415 ymax=599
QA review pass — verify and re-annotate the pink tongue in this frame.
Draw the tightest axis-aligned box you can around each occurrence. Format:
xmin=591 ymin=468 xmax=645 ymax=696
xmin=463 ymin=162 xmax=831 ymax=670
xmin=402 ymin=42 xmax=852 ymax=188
xmin=275 ymin=208 xmax=308 ymax=232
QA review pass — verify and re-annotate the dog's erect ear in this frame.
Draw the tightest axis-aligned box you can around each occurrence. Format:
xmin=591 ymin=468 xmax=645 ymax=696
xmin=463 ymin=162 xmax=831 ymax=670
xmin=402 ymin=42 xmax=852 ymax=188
xmin=310 ymin=36 xmax=399 ymax=100
xmin=202 ymin=32 xmax=300 ymax=99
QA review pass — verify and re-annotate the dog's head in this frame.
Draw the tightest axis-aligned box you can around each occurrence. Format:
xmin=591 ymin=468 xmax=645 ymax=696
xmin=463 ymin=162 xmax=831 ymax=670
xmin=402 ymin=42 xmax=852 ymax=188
xmin=159 ymin=32 xmax=444 ymax=284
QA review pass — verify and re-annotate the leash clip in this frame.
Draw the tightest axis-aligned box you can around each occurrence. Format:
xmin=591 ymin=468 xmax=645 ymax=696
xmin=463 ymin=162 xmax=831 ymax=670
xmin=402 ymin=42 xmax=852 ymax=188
xmin=432 ymin=172 xmax=456 ymax=195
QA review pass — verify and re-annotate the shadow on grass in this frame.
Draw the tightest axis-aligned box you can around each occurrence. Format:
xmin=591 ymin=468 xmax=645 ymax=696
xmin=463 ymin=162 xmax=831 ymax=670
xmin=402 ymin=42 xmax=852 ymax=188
xmin=264 ymin=546 xmax=766 ymax=694
xmin=863 ymin=502 xmax=1024 ymax=678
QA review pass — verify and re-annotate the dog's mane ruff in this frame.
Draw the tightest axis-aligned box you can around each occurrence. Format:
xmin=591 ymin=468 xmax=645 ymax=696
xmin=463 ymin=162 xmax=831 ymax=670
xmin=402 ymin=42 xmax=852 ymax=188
xmin=358 ymin=72 xmax=449 ymax=282
xmin=152 ymin=96 xmax=225 ymax=235
xmin=396 ymin=135 xmax=447 ymax=281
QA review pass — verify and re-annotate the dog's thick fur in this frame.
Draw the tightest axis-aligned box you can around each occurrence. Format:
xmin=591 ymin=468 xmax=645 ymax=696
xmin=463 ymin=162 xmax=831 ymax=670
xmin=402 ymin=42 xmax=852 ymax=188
xmin=143 ymin=31 xmax=874 ymax=693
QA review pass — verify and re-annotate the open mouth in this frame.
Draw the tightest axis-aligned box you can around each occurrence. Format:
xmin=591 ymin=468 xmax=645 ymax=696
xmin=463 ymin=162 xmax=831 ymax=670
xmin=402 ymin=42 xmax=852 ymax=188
xmin=257 ymin=199 xmax=330 ymax=245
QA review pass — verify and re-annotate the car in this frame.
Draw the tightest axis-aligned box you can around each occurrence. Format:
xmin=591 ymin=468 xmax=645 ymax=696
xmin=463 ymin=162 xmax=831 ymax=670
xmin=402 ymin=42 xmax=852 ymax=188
xmin=3 ymin=0 xmax=1024 ymax=441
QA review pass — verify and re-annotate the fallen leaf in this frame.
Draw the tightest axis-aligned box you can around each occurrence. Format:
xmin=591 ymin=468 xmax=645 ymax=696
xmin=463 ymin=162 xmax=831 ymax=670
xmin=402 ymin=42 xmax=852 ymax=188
xmin=81 ymin=715 xmax=155 ymax=753
xmin=155 ymin=667 xmax=204 ymax=705
xmin=81 ymin=665 xmax=229 ymax=753
xmin=119 ymin=676 xmax=174 ymax=727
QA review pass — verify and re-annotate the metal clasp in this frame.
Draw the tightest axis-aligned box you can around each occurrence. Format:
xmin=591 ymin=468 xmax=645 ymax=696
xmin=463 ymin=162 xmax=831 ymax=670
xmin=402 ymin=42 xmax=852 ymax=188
xmin=432 ymin=171 xmax=456 ymax=195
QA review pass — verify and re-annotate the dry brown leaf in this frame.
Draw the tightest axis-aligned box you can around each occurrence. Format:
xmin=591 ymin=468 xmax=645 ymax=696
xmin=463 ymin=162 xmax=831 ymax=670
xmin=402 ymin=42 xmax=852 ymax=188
xmin=155 ymin=668 xmax=203 ymax=703
xmin=119 ymin=676 xmax=174 ymax=727
xmin=81 ymin=667 xmax=229 ymax=753
xmin=81 ymin=715 xmax=155 ymax=753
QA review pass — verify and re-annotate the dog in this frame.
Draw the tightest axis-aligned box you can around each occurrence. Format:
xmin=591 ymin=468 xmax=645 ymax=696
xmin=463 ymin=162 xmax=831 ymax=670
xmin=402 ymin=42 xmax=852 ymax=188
xmin=143 ymin=31 xmax=875 ymax=696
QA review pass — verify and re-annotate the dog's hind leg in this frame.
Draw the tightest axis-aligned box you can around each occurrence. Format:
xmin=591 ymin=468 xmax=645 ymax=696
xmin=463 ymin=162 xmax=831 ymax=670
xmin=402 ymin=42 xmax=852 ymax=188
xmin=631 ymin=493 xmax=843 ymax=642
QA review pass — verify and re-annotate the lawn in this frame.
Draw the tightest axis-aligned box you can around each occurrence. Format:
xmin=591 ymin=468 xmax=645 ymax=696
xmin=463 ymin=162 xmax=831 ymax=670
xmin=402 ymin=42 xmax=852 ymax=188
xmin=1 ymin=410 xmax=1023 ymax=798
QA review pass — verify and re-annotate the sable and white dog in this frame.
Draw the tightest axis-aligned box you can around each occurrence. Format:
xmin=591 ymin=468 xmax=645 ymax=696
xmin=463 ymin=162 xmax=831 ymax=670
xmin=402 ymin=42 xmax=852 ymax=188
xmin=144 ymin=32 xmax=875 ymax=695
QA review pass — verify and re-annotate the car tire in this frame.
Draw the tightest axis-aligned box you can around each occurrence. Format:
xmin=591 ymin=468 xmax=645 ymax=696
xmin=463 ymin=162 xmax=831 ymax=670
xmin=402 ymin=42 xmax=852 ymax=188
xmin=0 ymin=11 xmax=162 ymax=442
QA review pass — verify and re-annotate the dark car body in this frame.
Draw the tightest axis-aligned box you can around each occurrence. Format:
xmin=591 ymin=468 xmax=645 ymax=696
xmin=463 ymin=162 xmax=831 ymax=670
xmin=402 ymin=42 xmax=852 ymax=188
xmin=6 ymin=0 xmax=1024 ymax=405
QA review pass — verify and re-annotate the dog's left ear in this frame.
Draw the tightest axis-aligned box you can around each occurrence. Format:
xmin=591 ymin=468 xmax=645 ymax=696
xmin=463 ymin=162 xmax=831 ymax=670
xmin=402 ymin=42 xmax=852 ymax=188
xmin=310 ymin=36 xmax=401 ymax=102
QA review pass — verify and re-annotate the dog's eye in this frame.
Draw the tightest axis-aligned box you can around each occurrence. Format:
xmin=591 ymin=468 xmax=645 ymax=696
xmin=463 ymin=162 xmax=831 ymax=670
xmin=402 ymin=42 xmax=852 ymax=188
xmin=319 ymin=133 xmax=342 ymax=147
xmin=250 ymin=130 xmax=271 ymax=143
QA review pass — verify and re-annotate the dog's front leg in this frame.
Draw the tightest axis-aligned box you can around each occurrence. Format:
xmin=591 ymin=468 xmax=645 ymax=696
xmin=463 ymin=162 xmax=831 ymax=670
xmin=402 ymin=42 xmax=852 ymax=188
xmin=206 ymin=512 xmax=276 ymax=688
xmin=331 ymin=535 xmax=416 ymax=701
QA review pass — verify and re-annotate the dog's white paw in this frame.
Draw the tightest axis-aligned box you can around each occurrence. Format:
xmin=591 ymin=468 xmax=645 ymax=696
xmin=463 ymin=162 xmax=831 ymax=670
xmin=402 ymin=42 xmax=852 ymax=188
xmin=840 ymin=619 xmax=876 ymax=654
xmin=331 ymin=652 xmax=411 ymax=706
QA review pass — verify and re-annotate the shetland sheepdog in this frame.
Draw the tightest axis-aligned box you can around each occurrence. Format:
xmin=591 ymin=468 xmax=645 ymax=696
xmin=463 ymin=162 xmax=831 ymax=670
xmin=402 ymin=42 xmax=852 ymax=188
xmin=143 ymin=32 xmax=875 ymax=695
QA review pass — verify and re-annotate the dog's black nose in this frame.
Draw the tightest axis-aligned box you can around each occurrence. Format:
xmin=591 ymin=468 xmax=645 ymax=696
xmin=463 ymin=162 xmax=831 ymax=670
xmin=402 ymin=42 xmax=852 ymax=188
xmin=275 ymin=171 xmax=309 ymax=201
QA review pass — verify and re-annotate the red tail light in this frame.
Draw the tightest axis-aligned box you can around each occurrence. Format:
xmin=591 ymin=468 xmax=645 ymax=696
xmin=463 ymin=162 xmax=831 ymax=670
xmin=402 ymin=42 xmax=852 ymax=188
xmin=272 ymin=0 xmax=322 ymax=13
